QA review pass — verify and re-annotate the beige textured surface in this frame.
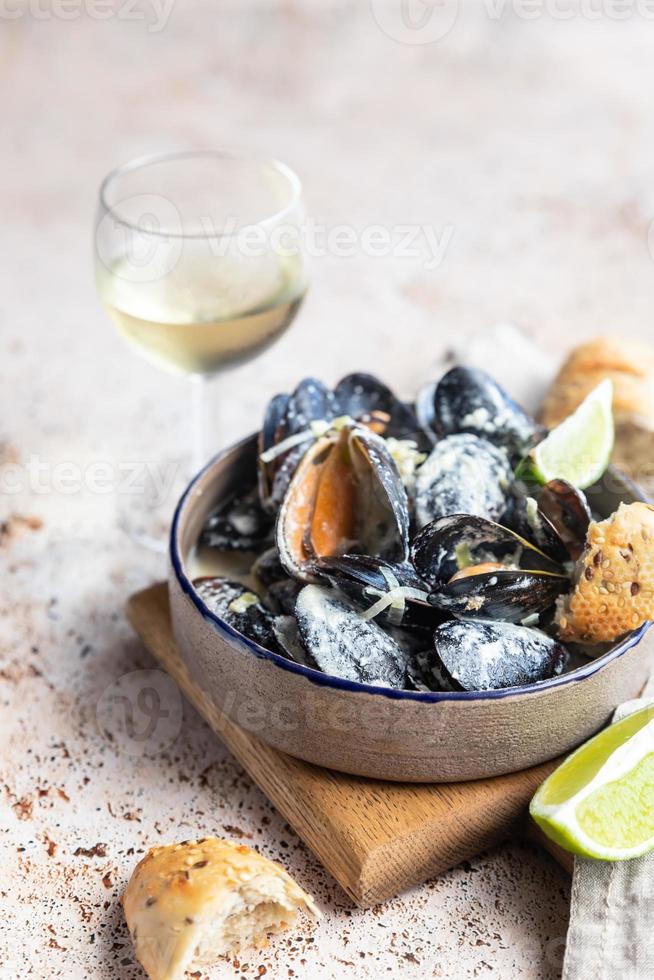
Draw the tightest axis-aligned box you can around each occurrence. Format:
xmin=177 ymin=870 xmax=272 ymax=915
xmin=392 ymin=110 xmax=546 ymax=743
xmin=7 ymin=2 xmax=654 ymax=976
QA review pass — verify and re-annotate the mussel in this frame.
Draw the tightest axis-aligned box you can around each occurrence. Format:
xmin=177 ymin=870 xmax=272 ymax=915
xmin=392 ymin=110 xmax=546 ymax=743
xmin=272 ymin=615 xmax=317 ymax=668
xmin=258 ymin=378 xmax=338 ymax=512
xmin=310 ymin=554 xmax=438 ymax=630
xmin=433 ymin=619 xmax=568 ymax=691
xmin=259 ymin=374 xmax=423 ymax=514
xmin=404 ymin=648 xmax=460 ymax=693
xmin=421 ymin=365 xmax=543 ymax=459
xmin=251 ymin=546 xmax=287 ymax=591
xmin=277 ymin=422 xmax=410 ymax=581
xmin=251 ymin=547 xmax=302 ymax=615
xmin=333 ymin=372 xmax=425 ymax=444
xmin=295 ymin=584 xmax=406 ymax=687
xmin=503 ymin=479 xmax=592 ymax=563
xmin=414 ymin=433 xmax=512 ymax=528
xmin=193 ymin=577 xmax=279 ymax=652
xmin=200 ymin=487 xmax=273 ymax=552
xmin=412 ymin=514 xmax=569 ymax=624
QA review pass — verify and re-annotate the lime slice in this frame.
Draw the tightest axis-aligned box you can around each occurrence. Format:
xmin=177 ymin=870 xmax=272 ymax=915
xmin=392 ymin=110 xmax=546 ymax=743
xmin=518 ymin=379 xmax=614 ymax=489
xmin=530 ymin=704 xmax=654 ymax=860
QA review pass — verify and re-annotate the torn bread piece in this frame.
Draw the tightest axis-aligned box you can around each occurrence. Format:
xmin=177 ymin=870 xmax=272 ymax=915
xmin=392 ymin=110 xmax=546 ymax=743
xmin=555 ymin=501 xmax=654 ymax=644
xmin=123 ymin=838 xmax=320 ymax=980
xmin=541 ymin=338 xmax=654 ymax=485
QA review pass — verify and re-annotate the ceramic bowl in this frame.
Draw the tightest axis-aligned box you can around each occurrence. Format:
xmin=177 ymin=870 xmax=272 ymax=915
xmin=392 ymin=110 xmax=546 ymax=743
xmin=169 ymin=434 xmax=654 ymax=783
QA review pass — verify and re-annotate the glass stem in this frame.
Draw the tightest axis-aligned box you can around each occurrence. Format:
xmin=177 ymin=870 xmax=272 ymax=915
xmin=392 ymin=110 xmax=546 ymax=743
xmin=191 ymin=375 xmax=209 ymax=475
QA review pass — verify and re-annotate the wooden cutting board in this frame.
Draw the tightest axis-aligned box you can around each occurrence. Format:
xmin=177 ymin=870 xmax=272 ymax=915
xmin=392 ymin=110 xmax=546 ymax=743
xmin=126 ymin=583 xmax=572 ymax=908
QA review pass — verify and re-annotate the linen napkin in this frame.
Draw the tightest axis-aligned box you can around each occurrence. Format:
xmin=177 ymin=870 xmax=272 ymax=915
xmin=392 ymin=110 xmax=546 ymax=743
xmin=561 ymin=673 xmax=654 ymax=980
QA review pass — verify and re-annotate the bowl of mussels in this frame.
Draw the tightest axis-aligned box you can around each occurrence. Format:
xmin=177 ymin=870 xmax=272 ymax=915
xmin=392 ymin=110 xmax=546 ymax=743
xmin=169 ymin=367 xmax=654 ymax=782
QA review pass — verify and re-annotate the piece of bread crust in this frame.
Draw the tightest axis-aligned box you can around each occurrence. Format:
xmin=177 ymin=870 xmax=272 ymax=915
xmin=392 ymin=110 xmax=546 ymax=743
xmin=540 ymin=338 xmax=654 ymax=487
xmin=541 ymin=338 xmax=654 ymax=429
xmin=123 ymin=838 xmax=320 ymax=980
xmin=556 ymin=502 xmax=654 ymax=644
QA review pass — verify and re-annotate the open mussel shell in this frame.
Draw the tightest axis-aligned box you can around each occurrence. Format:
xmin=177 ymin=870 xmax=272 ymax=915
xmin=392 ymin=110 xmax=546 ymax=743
xmin=433 ymin=619 xmax=569 ymax=691
xmin=277 ymin=424 xmax=410 ymax=582
xmin=538 ymin=479 xmax=591 ymax=561
xmin=411 ymin=513 xmax=565 ymax=589
xmin=427 ymin=365 xmax=543 ymax=458
xmin=503 ymin=480 xmax=591 ymax=563
xmin=295 ymin=584 xmax=407 ymax=688
xmin=193 ymin=577 xmax=279 ymax=653
xmin=428 ymin=568 xmax=569 ymax=625
xmin=310 ymin=554 xmax=438 ymax=630
xmin=413 ymin=434 xmax=512 ymax=528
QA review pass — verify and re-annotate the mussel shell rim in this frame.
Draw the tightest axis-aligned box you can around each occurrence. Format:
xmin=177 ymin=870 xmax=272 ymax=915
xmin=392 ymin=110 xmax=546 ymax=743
xmin=411 ymin=512 xmax=567 ymax=588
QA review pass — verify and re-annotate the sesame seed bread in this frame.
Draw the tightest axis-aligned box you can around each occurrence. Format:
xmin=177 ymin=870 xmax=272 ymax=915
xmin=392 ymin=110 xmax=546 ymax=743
xmin=123 ymin=838 xmax=320 ymax=980
xmin=556 ymin=502 xmax=654 ymax=644
xmin=540 ymin=338 xmax=654 ymax=485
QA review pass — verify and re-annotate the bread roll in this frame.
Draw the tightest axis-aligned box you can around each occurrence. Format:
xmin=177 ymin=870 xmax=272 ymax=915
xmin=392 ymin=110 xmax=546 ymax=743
xmin=541 ymin=338 xmax=654 ymax=486
xmin=555 ymin=502 xmax=654 ymax=644
xmin=123 ymin=838 xmax=320 ymax=980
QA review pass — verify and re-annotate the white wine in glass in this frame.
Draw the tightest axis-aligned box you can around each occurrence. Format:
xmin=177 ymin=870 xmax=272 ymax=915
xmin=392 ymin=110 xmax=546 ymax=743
xmin=94 ymin=150 xmax=307 ymax=548
xmin=97 ymin=251 xmax=306 ymax=376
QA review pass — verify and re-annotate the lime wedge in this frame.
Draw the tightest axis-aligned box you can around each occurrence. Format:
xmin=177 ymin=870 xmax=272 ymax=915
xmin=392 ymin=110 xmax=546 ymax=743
xmin=530 ymin=704 xmax=654 ymax=860
xmin=518 ymin=379 xmax=614 ymax=489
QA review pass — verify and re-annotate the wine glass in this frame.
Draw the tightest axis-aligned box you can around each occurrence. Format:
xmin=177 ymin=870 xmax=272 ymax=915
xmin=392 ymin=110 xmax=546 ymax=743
xmin=94 ymin=150 xmax=307 ymax=549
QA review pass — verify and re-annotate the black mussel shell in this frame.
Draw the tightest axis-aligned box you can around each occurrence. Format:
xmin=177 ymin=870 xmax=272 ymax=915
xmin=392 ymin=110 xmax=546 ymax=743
xmin=310 ymin=554 xmax=437 ymax=630
xmin=414 ymin=380 xmax=438 ymax=445
xmin=260 ymin=392 xmax=291 ymax=454
xmin=266 ymin=578 xmax=302 ymax=616
xmin=200 ymin=488 xmax=273 ymax=552
xmin=538 ymin=480 xmax=591 ymax=561
xmin=405 ymin=648 xmax=461 ymax=693
xmin=434 ymin=619 xmax=569 ymax=691
xmin=272 ymin=615 xmax=317 ymax=668
xmin=411 ymin=514 xmax=564 ymax=590
xmin=258 ymin=379 xmax=338 ymax=512
xmin=351 ymin=427 xmax=411 ymax=562
xmin=503 ymin=480 xmax=591 ymax=563
xmin=429 ymin=365 xmax=543 ymax=458
xmin=285 ymin=377 xmax=338 ymax=435
xmin=333 ymin=372 xmax=425 ymax=444
xmin=267 ymin=443 xmax=309 ymax=513
xmin=193 ymin=577 xmax=279 ymax=652
xmin=295 ymin=584 xmax=406 ymax=688
xmin=428 ymin=568 xmax=569 ymax=624
xmin=251 ymin=547 xmax=300 ymax=613
xmin=251 ymin=546 xmax=287 ymax=591
xmin=414 ymin=434 xmax=512 ymax=528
